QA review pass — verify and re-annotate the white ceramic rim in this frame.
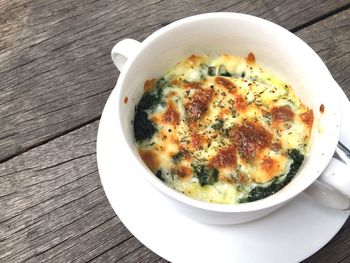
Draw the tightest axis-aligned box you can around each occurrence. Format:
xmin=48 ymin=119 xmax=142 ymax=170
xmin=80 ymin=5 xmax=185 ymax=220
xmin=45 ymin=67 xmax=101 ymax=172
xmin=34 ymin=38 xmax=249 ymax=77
xmin=114 ymin=12 xmax=341 ymax=213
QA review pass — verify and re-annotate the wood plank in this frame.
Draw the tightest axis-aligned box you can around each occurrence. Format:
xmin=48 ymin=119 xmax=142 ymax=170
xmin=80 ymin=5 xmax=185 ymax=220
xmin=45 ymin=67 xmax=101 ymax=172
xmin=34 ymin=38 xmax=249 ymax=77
xmin=294 ymin=9 xmax=350 ymax=263
xmin=115 ymin=245 xmax=164 ymax=263
xmin=296 ymin=8 xmax=350 ymax=98
xmin=89 ymin=237 xmax=144 ymax=263
xmin=1 ymin=0 xmax=349 ymax=162
xmin=0 ymin=119 xmax=157 ymax=263
xmin=0 ymin=2 xmax=349 ymax=263
xmin=0 ymin=121 xmax=126 ymax=263
xmin=1 ymin=113 xmax=349 ymax=263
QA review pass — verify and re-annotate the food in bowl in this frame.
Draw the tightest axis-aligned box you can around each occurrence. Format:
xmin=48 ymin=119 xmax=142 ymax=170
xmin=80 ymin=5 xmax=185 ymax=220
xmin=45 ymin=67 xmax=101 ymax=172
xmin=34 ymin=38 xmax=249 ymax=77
xmin=133 ymin=53 xmax=313 ymax=204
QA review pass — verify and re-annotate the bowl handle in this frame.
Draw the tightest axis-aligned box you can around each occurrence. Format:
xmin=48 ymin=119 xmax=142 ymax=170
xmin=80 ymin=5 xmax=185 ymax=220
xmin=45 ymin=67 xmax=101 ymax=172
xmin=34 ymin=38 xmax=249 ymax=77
xmin=304 ymin=143 xmax=350 ymax=210
xmin=111 ymin=39 xmax=141 ymax=72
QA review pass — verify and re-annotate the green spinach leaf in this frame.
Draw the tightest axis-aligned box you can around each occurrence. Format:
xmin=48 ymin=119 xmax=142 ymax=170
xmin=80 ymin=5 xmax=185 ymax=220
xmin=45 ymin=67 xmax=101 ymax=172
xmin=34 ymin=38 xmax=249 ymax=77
xmin=192 ymin=164 xmax=219 ymax=186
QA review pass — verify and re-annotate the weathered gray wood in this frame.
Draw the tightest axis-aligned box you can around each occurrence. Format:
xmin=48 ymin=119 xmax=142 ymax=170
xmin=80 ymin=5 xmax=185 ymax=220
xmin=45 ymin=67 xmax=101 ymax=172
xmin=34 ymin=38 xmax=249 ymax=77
xmin=0 ymin=1 xmax=350 ymax=263
xmin=0 ymin=122 xmax=104 ymax=262
xmin=296 ymin=9 xmax=350 ymax=98
xmin=295 ymin=9 xmax=350 ymax=263
xmin=1 ymin=0 xmax=349 ymax=162
xmin=0 ymin=119 xmax=165 ymax=262
xmin=2 ymin=113 xmax=343 ymax=263
xmin=89 ymin=237 xmax=144 ymax=263
xmin=115 ymin=246 xmax=165 ymax=263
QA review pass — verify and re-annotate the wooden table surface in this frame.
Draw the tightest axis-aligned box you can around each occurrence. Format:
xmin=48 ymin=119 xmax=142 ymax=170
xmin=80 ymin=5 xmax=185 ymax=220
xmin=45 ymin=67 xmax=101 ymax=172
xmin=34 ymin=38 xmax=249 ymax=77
xmin=1 ymin=0 xmax=350 ymax=262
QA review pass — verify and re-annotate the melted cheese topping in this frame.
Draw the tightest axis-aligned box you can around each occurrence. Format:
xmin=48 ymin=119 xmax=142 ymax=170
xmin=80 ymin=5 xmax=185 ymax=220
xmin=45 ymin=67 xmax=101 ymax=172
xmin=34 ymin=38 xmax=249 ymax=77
xmin=134 ymin=53 xmax=313 ymax=204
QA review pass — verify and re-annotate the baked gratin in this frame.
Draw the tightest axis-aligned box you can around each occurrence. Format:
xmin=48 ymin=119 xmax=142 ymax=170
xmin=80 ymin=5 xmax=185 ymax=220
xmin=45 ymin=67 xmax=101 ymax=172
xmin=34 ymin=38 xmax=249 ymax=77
xmin=133 ymin=53 xmax=313 ymax=204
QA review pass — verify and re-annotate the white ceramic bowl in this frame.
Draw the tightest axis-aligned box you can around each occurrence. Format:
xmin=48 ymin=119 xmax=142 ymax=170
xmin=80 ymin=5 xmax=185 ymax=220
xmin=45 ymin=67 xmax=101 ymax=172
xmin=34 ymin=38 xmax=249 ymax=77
xmin=101 ymin=13 xmax=350 ymax=225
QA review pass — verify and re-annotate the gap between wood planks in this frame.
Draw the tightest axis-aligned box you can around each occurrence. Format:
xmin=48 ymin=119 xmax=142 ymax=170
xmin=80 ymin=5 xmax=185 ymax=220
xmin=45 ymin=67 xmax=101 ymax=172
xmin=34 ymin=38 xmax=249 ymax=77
xmin=0 ymin=5 xmax=349 ymax=263
xmin=1 ymin=3 xmax=349 ymax=165
xmin=290 ymin=2 xmax=350 ymax=32
xmin=0 ymin=116 xmax=100 ymax=164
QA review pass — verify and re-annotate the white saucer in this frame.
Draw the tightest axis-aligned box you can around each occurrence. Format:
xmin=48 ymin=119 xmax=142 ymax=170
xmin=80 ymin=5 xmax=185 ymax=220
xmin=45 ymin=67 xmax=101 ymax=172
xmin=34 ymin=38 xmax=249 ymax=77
xmin=97 ymin=84 xmax=350 ymax=263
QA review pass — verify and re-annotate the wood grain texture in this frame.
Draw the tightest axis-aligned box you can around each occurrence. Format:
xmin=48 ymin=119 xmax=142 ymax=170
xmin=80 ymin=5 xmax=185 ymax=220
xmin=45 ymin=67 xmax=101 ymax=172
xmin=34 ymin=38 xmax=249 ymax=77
xmin=1 ymin=0 xmax=349 ymax=162
xmin=295 ymin=9 xmax=350 ymax=263
xmin=0 ymin=1 xmax=350 ymax=263
xmin=297 ymin=9 xmax=350 ymax=98
xmin=0 ymin=119 xmax=166 ymax=262
xmin=0 ymin=122 xmax=131 ymax=262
